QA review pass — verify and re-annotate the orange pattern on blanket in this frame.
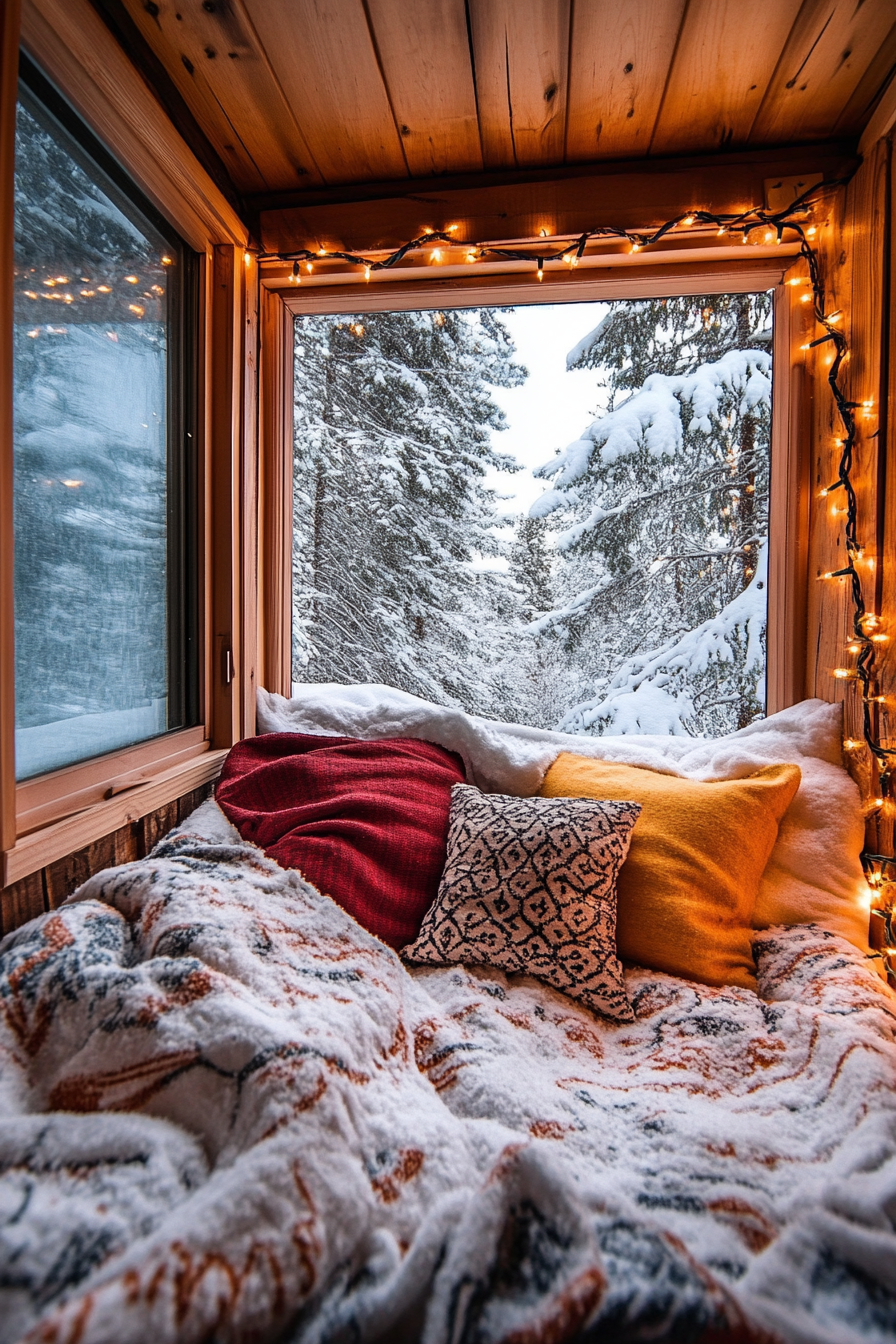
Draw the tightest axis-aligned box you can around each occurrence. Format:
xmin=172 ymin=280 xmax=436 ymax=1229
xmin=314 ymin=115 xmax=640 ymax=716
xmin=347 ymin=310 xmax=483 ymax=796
xmin=4 ymin=819 xmax=896 ymax=1344
xmin=370 ymin=1148 xmax=425 ymax=1203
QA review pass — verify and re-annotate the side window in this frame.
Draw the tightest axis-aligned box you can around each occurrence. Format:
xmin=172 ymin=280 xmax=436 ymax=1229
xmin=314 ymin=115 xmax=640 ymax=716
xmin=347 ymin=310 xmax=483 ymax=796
xmin=12 ymin=61 xmax=197 ymax=781
xmin=291 ymin=296 xmax=772 ymax=739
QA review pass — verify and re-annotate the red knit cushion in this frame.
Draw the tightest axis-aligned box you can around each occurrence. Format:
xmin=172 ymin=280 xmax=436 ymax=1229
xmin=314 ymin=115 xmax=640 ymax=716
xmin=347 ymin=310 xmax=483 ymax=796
xmin=215 ymin=733 xmax=466 ymax=949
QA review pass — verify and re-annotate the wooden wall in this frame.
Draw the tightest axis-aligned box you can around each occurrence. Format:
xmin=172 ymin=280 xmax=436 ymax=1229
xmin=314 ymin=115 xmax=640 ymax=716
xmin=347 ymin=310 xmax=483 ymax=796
xmin=805 ymin=124 xmax=893 ymax=849
xmin=0 ymin=782 xmax=214 ymax=937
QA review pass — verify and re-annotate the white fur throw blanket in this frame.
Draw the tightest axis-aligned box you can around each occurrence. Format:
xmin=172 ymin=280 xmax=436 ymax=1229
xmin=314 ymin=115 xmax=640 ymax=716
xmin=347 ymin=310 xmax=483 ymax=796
xmin=2 ymin=801 xmax=895 ymax=1344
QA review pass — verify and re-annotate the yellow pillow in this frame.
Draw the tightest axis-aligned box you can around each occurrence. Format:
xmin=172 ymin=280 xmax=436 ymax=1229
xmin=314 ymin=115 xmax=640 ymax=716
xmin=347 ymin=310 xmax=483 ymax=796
xmin=539 ymin=755 xmax=801 ymax=991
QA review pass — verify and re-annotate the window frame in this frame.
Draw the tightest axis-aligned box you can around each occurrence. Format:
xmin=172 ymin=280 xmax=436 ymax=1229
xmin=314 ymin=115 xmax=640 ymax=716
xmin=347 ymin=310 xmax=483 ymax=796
xmin=0 ymin=0 xmax=252 ymax=887
xmin=270 ymin=253 xmax=810 ymax=724
xmin=13 ymin=55 xmax=201 ymax=781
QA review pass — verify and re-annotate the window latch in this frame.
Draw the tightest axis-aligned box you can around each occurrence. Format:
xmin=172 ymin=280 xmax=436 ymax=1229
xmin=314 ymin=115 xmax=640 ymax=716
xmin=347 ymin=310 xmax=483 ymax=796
xmin=222 ymin=645 xmax=234 ymax=685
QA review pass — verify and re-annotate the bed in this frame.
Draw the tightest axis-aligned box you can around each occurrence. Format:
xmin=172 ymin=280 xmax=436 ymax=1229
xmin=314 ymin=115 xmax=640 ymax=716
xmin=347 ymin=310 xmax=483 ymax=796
xmin=1 ymin=689 xmax=895 ymax=1344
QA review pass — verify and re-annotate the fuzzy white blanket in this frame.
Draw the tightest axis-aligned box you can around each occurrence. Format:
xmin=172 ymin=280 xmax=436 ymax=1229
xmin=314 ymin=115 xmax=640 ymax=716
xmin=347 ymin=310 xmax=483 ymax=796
xmin=1 ymin=800 xmax=895 ymax=1344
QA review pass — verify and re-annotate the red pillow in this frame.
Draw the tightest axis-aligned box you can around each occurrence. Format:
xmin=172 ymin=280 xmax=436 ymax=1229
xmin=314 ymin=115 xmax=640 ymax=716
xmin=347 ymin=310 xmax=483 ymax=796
xmin=215 ymin=733 xmax=466 ymax=949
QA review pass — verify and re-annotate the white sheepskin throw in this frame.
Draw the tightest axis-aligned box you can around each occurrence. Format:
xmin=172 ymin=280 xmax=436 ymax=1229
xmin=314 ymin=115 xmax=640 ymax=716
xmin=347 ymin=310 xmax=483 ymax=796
xmin=259 ymin=685 xmax=870 ymax=950
xmin=1 ymin=801 xmax=894 ymax=1343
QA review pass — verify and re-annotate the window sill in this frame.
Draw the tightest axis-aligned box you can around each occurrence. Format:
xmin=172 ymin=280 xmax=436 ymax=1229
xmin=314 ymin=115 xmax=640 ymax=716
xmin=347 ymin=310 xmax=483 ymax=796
xmin=2 ymin=747 xmax=228 ymax=886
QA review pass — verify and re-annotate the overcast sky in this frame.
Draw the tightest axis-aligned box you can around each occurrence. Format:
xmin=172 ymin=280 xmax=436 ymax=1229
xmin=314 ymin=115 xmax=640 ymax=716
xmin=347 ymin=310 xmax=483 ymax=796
xmin=484 ymin=300 xmax=612 ymax=515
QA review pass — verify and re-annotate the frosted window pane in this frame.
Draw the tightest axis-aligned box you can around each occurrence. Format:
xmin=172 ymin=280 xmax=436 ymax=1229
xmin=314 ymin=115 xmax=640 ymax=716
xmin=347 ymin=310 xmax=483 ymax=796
xmin=13 ymin=87 xmax=173 ymax=779
xmin=292 ymin=299 xmax=771 ymax=739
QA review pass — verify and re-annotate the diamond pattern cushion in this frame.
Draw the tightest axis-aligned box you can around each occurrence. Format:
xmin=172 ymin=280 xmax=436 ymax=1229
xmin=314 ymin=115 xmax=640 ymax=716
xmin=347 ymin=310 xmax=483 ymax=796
xmin=403 ymin=784 xmax=641 ymax=1020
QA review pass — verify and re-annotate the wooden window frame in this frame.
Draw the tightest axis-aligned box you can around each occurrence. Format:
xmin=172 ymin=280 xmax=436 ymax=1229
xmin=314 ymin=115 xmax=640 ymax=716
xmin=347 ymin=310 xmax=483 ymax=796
xmin=0 ymin=0 xmax=254 ymax=888
xmin=267 ymin=249 xmax=811 ymax=720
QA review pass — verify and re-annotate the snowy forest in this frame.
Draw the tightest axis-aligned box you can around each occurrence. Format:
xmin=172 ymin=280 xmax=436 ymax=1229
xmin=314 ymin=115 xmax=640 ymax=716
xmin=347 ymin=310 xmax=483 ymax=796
xmin=292 ymin=291 xmax=772 ymax=739
xmin=13 ymin=83 xmax=174 ymax=778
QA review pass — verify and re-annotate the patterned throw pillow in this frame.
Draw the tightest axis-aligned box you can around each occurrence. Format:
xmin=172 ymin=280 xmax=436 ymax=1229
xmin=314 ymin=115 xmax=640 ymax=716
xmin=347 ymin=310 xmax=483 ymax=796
xmin=402 ymin=784 xmax=641 ymax=1021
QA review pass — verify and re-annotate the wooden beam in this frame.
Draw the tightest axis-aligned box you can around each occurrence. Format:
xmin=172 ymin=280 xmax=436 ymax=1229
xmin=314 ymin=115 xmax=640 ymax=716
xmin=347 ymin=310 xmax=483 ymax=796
xmin=0 ymin=0 xmax=20 ymax=854
xmin=258 ymin=287 xmax=294 ymax=698
xmin=258 ymin=143 xmax=859 ymax=253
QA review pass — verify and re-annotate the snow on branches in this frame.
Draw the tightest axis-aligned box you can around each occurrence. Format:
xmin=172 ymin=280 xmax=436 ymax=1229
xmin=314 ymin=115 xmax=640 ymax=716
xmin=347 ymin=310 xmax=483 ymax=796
xmin=529 ymin=293 xmax=773 ymax=738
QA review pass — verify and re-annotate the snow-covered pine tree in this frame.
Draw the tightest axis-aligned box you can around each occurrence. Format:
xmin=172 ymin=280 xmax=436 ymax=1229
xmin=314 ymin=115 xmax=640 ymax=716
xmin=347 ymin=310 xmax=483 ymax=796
xmin=292 ymin=307 xmax=528 ymax=718
xmin=530 ymin=293 xmax=772 ymax=737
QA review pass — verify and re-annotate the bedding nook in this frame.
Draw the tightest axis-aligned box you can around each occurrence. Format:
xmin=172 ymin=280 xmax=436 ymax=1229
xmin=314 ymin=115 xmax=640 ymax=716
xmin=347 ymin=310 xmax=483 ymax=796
xmin=2 ymin=1 xmax=896 ymax=1341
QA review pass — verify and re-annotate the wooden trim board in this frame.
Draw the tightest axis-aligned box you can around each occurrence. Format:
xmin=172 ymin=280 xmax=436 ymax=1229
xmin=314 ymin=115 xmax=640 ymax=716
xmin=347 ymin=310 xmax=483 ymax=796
xmin=15 ymin=725 xmax=209 ymax=835
xmin=0 ymin=0 xmax=21 ymax=854
xmin=281 ymin=254 xmax=796 ymax=315
xmin=2 ymin=748 xmax=227 ymax=886
xmin=258 ymin=285 xmax=294 ymax=698
xmin=767 ymin=266 xmax=812 ymax=714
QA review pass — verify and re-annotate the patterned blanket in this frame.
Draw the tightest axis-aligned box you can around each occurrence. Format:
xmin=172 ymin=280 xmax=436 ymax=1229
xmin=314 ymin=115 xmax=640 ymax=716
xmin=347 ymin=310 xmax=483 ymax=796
xmin=1 ymin=801 xmax=895 ymax=1344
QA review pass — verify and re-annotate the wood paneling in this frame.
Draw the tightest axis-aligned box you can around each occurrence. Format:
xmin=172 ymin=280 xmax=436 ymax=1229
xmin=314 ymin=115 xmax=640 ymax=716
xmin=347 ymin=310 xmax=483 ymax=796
xmin=365 ymin=0 xmax=482 ymax=177
xmin=118 ymin=0 xmax=323 ymax=192
xmin=651 ymin=0 xmax=804 ymax=156
xmin=565 ymin=0 xmax=685 ymax=162
xmin=805 ymin=132 xmax=893 ymax=849
xmin=0 ymin=0 xmax=20 ymax=855
xmin=246 ymin=0 xmax=408 ymax=186
xmin=260 ymin=143 xmax=858 ymax=253
xmin=467 ymin=0 xmax=570 ymax=170
xmin=878 ymin=134 xmax=896 ymax=859
xmin=752 ymin=0 xmax=896 ymax=145
xmin=84 ymin=0 xmax=896 ymax=207
xmin=837 ymin=23 xmax=896 ymax=140
xmin=805 ymin=188 xmax=853 ymax=709
xmin=21 ymin=0 xmax=247 ymax=250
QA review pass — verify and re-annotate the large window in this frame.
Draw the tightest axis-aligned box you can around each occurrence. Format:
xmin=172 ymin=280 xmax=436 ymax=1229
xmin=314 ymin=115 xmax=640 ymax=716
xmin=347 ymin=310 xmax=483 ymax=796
xmin=292 ymin=293 xmax=771 ymax=738
xmin=12 ymin=60 xmax=197 ymax=781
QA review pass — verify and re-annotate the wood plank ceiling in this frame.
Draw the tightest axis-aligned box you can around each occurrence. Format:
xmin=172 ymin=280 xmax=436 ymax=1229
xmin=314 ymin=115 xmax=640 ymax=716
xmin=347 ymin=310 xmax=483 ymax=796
xmin=117 ymin=0 xmax=895 ymax=204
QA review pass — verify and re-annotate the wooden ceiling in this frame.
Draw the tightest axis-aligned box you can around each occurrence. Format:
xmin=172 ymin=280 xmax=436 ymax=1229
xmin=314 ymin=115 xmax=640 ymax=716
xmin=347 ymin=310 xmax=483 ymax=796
xmin=110 ymin=0 xmax=895 ymax=209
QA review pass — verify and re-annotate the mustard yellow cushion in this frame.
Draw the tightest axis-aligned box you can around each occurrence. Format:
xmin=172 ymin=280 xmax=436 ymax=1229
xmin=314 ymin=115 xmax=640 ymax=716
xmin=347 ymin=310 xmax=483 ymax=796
xmin=539 ymin=755 xmax=801 ymax=991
